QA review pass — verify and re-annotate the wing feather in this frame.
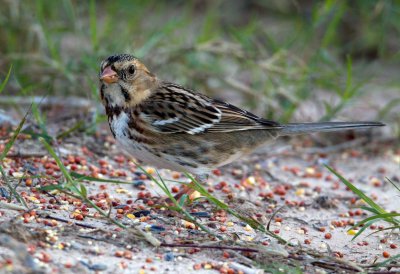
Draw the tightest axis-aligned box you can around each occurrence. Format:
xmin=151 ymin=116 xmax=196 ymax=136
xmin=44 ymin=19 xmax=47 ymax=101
xmin=140 ymin=83 xmax=282 ymax=134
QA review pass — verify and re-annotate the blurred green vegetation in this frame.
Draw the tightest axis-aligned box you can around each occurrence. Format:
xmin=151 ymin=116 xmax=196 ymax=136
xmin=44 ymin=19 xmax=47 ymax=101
xmin=0 ymin=0 xmax=399 ymax=123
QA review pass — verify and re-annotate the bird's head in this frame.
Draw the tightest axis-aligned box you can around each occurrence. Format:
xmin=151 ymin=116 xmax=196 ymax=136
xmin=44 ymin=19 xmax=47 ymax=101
xmin=99 ymin=54 xmax=158 ymax=109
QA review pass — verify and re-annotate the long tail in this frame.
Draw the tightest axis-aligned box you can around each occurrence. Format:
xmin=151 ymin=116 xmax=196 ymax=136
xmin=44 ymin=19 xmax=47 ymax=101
xmin=279 ymin=121 xmax=385 ymax=136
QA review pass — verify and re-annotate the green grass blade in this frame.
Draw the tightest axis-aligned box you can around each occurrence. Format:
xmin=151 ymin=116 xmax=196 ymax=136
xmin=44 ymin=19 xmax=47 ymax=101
xmin=0 ymin=113 xmax=27 ymax=162
xmin=0 ymin=65 xmax=13 ymax=93
xmin=0 ymin=111 xmax=29 ymax=207
xmin=39 ymin=137 xmax=74 ymax=185
xmin=89 ymin=0 xmax=98 ymax=51
xmin=360 ymin=206 xmax=381 ymax=215
xmin=372 ymin=253 xmax=400 ymax=268
xmin=70 ymin=172 xmax=134 ymax=184
xmin=40 ymin=138 xmax=126 ymax=228
xmin=184 ymin=173 xmax=286 ymax=243
xmin=325 ymin=165 xmax=386 ymax=214
xmin=386 ymin=177 xmax=400 ymax=192
xmin=350 ymin=219 xmax=381 ymax=241
xmin=37 ymin=184 xmax=65 ymax=192
xmin=364 ymin=225 xmax=400 ymax=238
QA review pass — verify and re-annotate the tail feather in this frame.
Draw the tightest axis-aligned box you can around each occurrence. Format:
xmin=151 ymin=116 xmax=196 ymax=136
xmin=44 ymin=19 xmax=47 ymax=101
xmin=279 ymin=121 xmax=385 ymax=136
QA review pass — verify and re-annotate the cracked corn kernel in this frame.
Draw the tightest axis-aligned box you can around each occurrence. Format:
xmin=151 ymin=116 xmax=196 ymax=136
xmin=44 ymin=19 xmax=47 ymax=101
xmin=246 ymin=176 xmax=256 ymax=185
xmin=126 ymin=214 xmax=136 ymax=219
xmin=244 ymin=224 xmax=252 ymax=231
xmin=182 ymin=220 xmax=196 ymax=229
xmin=146 ymin=167 xmax=155 ymax=175
xmin=28 ymin=196 xmax=40 ymax=204
xmin=116 ymin=188 xmax=128 ymax=194
xmin=295 ymin=188 xmax=305 ymax=196
xmin=347 ymin=229 xmax=358 ymax=235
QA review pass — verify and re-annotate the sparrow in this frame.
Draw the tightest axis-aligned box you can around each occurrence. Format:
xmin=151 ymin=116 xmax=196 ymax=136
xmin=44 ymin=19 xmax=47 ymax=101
xmin=99 ymin=54 xmax=384 ymax=198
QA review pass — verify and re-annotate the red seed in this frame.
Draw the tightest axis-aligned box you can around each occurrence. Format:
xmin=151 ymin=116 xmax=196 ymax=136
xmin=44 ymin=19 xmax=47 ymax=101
xmin=25 ymin=178 xmax=32 ymax=187
xmin=98 ymin=159 xmax=108 ymax=166
xmin=219 ymin=226 xmax=227 ymax=232
xmin=390 ymin=244 xmax=397 ymax=249
xmin=123 ymin=251 xmax=133 ymax=259
xmin=74 ymin=214 xmax=84 ymax=221
xmin=115 ymin=251 xmax=124 ymax=257
xmin=147 ymin=200 xmax=154 ymax=206
xmin=171 ymin=186 xmax=179 ymax=193
xmin=273 ymin=185 xmax=286 ymax=196
xmin=304 ymin=239 xmax=311 ymax=244
xmin=383 ymin=251 xmax=390 ymax=258
xmin=40 ymin=252 xmax=51 ymax=263
xmin=145 ymin=258 xmax=153 ymax=263
xmin=212 ymin=169 xmax=222 ymax=176
xmin=324 ymin=233 xmax=332 ymax=239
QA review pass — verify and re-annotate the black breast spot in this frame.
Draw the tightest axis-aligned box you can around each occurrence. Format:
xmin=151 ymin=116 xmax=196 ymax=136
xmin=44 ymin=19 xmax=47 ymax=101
xmin=120 ymin=86 xmax=131 ymax=101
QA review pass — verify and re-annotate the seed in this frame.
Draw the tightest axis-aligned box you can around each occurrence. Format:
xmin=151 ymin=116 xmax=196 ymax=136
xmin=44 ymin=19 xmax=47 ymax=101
xmin=325 ymin=233 xmax=332 ymax=239
xmin=123 ymin=251 xmax=133 ymax=259
xmin=171 ymin=186 xmax=179 ymax=193
xmin=383 ymin=251 xmax=390 ymax=258
xmin=145 ymin=258 xmax=153 ymax=263
xmin=115 ymin=251 xmax=124 ymax=257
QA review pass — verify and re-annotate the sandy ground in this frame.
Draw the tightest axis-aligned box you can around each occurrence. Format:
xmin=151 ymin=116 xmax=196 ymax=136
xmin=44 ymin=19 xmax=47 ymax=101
xmin=0 ymin=128 xmax=398 ymax=274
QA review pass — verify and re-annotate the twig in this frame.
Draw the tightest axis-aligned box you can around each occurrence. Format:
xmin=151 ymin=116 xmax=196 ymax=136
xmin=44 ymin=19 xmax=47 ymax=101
xmin=40 ymin=213 xmax=97 ymax=229
xmin=0 ymin=201 xmax=27 ymax=211
xmin=129 ymin=227 xmax=161 ymax=247
xmin=160 ymin=243 xmax=259 ymax=253
xmin=229 ymin=262 xmax=264 ymax=274
xmin=5 ymin=152 xmax=47 ymax=158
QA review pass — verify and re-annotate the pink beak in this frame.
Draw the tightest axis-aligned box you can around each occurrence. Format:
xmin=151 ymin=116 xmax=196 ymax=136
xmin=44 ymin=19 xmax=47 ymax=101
xmin=100 ymin=66 xmax=118 ymax=84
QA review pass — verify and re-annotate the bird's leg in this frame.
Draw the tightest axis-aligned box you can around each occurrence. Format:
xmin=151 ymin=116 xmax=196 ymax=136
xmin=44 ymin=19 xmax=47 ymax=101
xmin=173 ymin=174 xmax=208 ymax=202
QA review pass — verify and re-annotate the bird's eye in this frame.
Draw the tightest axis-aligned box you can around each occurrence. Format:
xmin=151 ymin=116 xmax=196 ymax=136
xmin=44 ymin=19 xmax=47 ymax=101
xmin=128 ymin=65 xmax=135 ymax=74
